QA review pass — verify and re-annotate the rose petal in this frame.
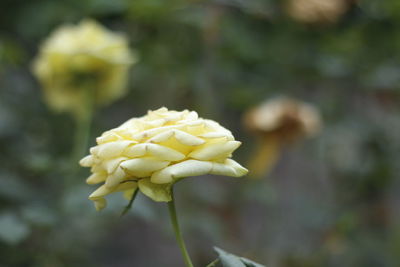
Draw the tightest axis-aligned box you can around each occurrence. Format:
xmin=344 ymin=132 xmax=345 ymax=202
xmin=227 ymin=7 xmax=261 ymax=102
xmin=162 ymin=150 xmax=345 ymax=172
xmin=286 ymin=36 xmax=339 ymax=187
xmin=132 ymin=125 xmax=183 ymax=140
xmin=138 ymin=179 xmax=172 ymax=202
xmin=186 ymin=111 xmax=198 ymax=120
xmin=116 ymin=181 xmax=138 ymax=191
xmin=182 ymin=119 xmax=204 ymax=126
xmin=86 ymin=172 xmax=107 ymax=184
xmin=89 ymin=184 xmax=112 ymax=199
xmin=189 ymin=141 xmax=241 ymax=160
xmin=148 ymin=119 xmax=166 ymax=127
xmin=124 ymin=143 xmax=185 ymax=161
xmin=102 ymin=157 xmax=128 ymax=174
xmin=123 ymin=188 xmax=137 ymax=200
xmin=204 ymin=120 xmax=223 ymax=131
xmin=96 ymin=132 xmax=123 ymax=144
xmin=90 ymin=181 xmax=137 ymax=200
xmin=198 ymin=131 xmax=234 ymax=140
xmin=105 ymin=166 xmax=126 ymax=188
xmin=226 ymin=159 xmax=249 ymax=177
xmin=80 ymin=155 xmax=94 ymax=167
xmin=120 ymin=157 xmax=170 ymax=177
xmin=93 ymin=198 xmax=106 ymax=211
xmin=148 ymin=129 xmax=205 ymax=146
xmin=164 ymin=112 xmax=183 ymax=122
xmin=91 ymin=163 xmax=105 ymax=173
xmin=151 ymin=160 xmax=212 ymax=184
xmin=95 ymin=140 xmax=136 ymax=158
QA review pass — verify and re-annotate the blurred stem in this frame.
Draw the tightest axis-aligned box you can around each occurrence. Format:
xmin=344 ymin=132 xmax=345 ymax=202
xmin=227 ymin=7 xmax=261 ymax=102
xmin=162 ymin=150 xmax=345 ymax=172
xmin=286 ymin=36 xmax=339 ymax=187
xmin=206 ymin=258 xmax=220 ymax=267
xmin=247 ymin=135 xmax=280 ymax=178
xmin=71 ymin=86 xmax=95 ymax=167
xmin=168 ymin=187 xmax=194 ymax=267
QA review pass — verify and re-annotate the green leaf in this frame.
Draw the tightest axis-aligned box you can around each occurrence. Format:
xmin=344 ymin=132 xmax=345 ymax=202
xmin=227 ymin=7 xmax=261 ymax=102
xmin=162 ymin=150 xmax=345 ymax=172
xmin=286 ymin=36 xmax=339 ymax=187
xmin=240 ymin=257 xmax=265 ymax=267
xmin=214 ymin=247 xmax=246 ymax=267
xmin=214 ymin=247 xmax=266 ymax=267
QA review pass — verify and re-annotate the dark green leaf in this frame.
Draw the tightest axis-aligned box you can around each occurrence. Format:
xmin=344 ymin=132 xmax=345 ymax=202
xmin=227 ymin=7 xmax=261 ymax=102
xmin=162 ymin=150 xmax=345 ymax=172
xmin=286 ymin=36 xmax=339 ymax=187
xmin=216 ymin=249 xmax=245 ymax=267
xmin=240 ymin=257 xmax=266 ymax=267
xmin=214 ymin=247 xmax=266 ymax=267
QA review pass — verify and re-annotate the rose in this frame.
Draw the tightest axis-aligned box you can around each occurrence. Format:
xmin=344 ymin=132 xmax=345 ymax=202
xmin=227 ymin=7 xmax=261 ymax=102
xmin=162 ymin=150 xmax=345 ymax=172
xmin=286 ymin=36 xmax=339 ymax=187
xmin=243 ymin=97 xmax=321 ymax=177
xmin=80 ymin=107 xmax=248 ymax=210
xmin=32 ymin=19 xmax=136 ymax=118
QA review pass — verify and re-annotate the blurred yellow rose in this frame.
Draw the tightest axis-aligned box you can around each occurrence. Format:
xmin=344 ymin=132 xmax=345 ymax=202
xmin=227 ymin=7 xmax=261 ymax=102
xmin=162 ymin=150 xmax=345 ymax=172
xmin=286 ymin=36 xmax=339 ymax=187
xmin=32 ymin=19 xmax=136 ymax=118
xmin=80 ymin=107 xmax=248 ymax=210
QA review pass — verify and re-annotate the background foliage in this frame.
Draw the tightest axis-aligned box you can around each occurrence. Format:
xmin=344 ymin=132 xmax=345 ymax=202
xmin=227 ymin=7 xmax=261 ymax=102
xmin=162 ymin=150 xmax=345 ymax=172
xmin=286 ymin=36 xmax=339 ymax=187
xmin=1 ymin=0 xmax=400 ymax=266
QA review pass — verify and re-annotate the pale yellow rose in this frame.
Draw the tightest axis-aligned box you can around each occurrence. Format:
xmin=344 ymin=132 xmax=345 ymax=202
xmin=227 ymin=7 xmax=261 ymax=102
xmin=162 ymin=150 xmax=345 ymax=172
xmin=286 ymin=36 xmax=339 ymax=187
xmin=32 ymin=19 xmax=136 ymax=117
xmin=80 ymin=107 xmax=248 ymax=210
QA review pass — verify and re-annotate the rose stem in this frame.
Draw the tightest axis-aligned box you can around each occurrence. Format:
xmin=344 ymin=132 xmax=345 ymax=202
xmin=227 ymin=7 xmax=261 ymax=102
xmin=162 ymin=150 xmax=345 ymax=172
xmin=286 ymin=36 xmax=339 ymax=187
xmin=167 ymin=187 xmax=195 ymax=267
xmin=72 ymin=85 xmax=94 ymax=167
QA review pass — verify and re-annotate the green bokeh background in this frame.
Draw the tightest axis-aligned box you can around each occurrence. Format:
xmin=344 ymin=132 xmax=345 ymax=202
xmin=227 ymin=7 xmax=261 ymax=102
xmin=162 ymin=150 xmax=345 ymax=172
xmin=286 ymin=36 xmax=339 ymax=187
xmin=1 ymin=0 xmax=400 ymax=266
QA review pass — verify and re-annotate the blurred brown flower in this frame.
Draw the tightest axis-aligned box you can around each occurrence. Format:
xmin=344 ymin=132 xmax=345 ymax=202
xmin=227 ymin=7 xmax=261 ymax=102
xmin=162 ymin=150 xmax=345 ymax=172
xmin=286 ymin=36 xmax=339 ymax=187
xmin=243 ymin=97 xmax=322 ymax=177
xmin=286 ymin=0 xmax=351 ymax=24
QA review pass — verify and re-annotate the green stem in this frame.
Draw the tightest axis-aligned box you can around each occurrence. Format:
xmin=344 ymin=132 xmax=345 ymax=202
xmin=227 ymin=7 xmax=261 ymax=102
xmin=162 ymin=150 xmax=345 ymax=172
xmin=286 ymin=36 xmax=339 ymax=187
xmin=206 ymin=258 xmax=220 ymax=267
xmin=167 ymin=188 xmax=194 ymax=267
xmin=71 ymin=86 xmax=95 ymax=167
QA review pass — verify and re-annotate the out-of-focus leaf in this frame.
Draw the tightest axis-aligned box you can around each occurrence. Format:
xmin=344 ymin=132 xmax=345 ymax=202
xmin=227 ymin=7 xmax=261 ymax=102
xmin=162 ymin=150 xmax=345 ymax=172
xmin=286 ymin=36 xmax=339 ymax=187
xmin=215 ymin=247 xmax=246 ymax=267
xmin=214 ymin=247 xmax=266 ymax=267
xmin=239 ymin=257 xmax=265 ymax=267
xmin=0 ymin=213 xmax=30 ymax=245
